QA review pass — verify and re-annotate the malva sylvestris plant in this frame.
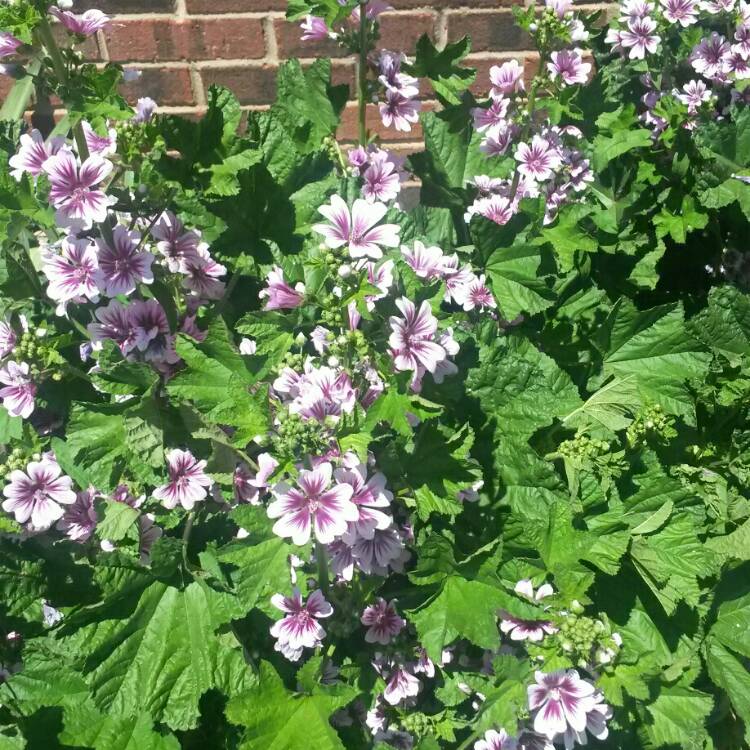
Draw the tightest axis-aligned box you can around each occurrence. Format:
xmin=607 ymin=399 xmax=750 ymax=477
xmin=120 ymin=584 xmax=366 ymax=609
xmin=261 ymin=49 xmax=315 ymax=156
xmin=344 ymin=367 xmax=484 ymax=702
xmin=0 ymin=0 xmax=748 ymax=747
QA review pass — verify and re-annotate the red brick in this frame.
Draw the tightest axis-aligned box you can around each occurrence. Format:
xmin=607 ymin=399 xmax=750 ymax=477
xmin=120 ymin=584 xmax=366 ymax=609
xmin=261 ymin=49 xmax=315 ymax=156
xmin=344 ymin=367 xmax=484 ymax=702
xmin=77 ymin=0 xmax=175 ymax=11
xmin=105 ymin=18 xmax=264 ymax=63
xmin=186 ymin=0 xmax=285 ymax=11
xmin=200 ymin=65 xmax=278 ymax=105
xmin=121 ymin=66 xmax=194 ymax=106
xmin=446 ymin=10 xmax=532 ymax=52
xmin=274 ymin=19 xmax=346 ymax=59
xmin=378 ymin=12 xmax=436 ymax=54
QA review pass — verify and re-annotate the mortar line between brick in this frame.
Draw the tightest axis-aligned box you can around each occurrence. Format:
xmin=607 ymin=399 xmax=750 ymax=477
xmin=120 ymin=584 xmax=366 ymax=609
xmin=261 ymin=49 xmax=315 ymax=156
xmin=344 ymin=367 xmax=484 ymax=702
xmin=435 ymin=9 xmax=448 ymax=47
xmin=263 ymin=16 xmax=279 ymax=64
xmin=96 ymin=29 xmax=110 ymax=63
xmin=189 ymin=64 xmax=206 ymax=106
xmin=174 ymin=0 xmax=188 ymax=18
xmin=118 ymin=49 xmax=537 ymax=70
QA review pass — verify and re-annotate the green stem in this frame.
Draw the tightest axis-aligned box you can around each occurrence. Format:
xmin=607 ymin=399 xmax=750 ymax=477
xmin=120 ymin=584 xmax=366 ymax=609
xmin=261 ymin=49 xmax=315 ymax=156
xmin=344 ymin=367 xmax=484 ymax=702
xmin=315 ymin=540 xmax=330 ymax=593
xmin=181 ymin=511 xmax=195 ymax=570
xmin=456 ymin=728 xmax=480 ymax=750
xmin=357 ymin=1 xmax=368 ymax=145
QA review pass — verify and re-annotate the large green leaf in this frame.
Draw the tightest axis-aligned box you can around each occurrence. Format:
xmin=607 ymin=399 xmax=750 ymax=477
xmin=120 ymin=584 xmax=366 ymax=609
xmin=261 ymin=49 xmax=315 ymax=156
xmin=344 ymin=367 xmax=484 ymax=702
xmin=593 ymin=299 xmax=711 ymax=423
xmin=57 ymin=579 xmax=248 ymax=730
xmin=226 ymin=661 xmax=357 ymax=750
xmin=484 ymin=244 xmax=553 ymax=319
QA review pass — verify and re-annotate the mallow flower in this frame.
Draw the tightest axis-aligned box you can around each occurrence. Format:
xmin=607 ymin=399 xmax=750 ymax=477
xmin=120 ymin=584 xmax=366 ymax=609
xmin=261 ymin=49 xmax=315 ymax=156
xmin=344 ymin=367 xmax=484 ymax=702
xmin=270 ymin=588 xmax=333 ymax=661
xmin=153 ymin=449 xmax=212 ymax=510
xmin=527 ymin=669 xmax=597 ymax=739
xmin=313 ymin=195 xmax=400 ymax=260
xmin=42 ymin=150 xmax=113 ymax=229
xmin=2 ymin=458 xmax=77 ymax=530
xmin=267 ymin=462 xmax=358 ymax=545
xmin=389 ymin=297 xmax=447 ymax=374
xmin=49 ymin=7 xmax=110 ymax=35
xmin=361 ymin=598 xmax=406 ymax=644
xmin=0 ymin=361 xmax=35 ymax=419
xmin=9 ymin=129 xmax=66 ymax=181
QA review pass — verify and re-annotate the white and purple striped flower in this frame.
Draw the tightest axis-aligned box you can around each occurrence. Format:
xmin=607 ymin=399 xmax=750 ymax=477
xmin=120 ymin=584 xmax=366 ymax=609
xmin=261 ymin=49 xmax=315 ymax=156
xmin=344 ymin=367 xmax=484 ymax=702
xmin=313 ymin=195 xmax=400 ymax=260
xmin=401 ymin=240 xmax=445 ymax=280
xmin=691 ymin=33 xmax=733 ymax=78
xmin=547 ymin=49 xmax=591 ymax=86
xmin=362 ymin=155 xmax=401 ymax=203
xmin=454 ymin=274 xmax=496 ymax=312
xmin=620 ymin=16 xmax=660 ymax=59
xmin=58 ymin=487 xmax=98 ymax=542
xmin=300 ymin=15 xmax=331 ymax=41
xmin=2 ymin=458 xmax=76 ymax=530
xmin=181 ymin=247 xmax=227 ymax=300
xmin=659 ymin=0 xmax=698 ymax=24
xmin=335 ymin=460 xmax=392 ymax=539
xmin=383 ymin=664 xmax=421 ymax=706
xmin=128 ymin=299 xmax=178 ymax=364
xmin=50 ymin=7 xmax=110 ymax=36
xmin=270 ymin=588 xmax=332 ymax=661
xmin=561 ymin=690 xmax=612 ymax=748
xmin=133 ymin=96 xmax=157 ymax=123
xmin=153 ymin=448 xmax=212 ymax=510
xmin=515 ymin=137 xmax=562 ymax=182
xmin=489 ymin=60 xmax=525 ymax=97
xmin=96 ymin=226 xmax=154 ymax=297
xmin=527 ymin=669 xmax=597 ymax=740
xmin=0 ymin=32 xmax=22 ymax=59
xmin=150 ymin=211 xmax=203 ymax=272
xmin=472 ymin=98 xmax=510 ymax=137
xmin=0 ymin=361 xmax=35 ymax=419
xmin=0 ymin=321 xmax=16 ymax=359
xmin=42 ymin=237 xmax=100 ymax=312
xmin=389 ymin=297 xmax=447 ymax=374
xmin=379 ymin=89 xmax=420 ymax=133
xmin=267 ymin=462 xmax=357 ymax=546
xmin=259 ymin=265 xmax=305 ymax=310
xmin=81 ymin=121 xmax=117 ymax=157
xmin=88 ymin=299 xmax=134 ymax=354
xmin=361 ymin=598 xmax=405 ymax=644
xmin=474 ymin=729 xmax=517 ymax=750
xmin=233 ymin=453 xmax=278 ymax=504
xmin=42 ymin=150 xmax=113 ymax=229
xmin=9 ymin=129 xmax=66 ymax=181
xmin=500 ymin=579 xmax=558 ymax=642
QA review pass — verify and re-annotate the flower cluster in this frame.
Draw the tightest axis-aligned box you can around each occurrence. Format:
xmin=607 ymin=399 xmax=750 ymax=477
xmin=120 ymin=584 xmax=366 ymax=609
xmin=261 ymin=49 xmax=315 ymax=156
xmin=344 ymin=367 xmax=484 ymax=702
xmin=607 ymin=0 xmax=750 ymax=134
xmin=465 ymin=0 xmax=594 ymax=227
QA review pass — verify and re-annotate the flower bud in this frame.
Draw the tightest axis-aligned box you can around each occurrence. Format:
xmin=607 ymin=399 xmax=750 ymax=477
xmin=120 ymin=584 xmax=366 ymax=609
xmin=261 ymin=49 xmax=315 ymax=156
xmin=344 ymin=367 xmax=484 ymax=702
xmin=327 ymin=356 xmax=340 ymax=367
xmin=570 ymin=599 xmax=584 ymax=615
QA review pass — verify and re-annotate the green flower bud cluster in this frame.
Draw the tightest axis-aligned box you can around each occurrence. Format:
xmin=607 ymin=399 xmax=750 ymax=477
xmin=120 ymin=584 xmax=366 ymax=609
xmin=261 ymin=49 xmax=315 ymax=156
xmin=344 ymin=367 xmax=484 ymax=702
xmin=0 ymin=447 xmax=31 ymax=479
xmin=320 ymin=293 xmax=344 ymax=328
xmin=272 ymin=410 xmax=330 ymax=458
xmin=556 ymin=605 xmax=620 ymax=669
xmin=400 ymin=712 xmax=432 ymax=736
xmin=328 ymin=328 xmax=370 ymax=363
xmin=282 ymin=351 xmax=305 ymax=371
xmin=14 ymin=330 xmax=57 ymax=380
xmin=626 ymin=404 xmax=675 ymax=447
xmin=558 ymin=433 xmax=611 ymax=462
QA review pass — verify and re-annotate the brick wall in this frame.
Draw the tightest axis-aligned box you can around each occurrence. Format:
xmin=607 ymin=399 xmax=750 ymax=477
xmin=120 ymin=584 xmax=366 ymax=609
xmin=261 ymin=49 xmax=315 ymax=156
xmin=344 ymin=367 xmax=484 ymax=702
xmin=57 ymin=0 xmax=604 ymax=156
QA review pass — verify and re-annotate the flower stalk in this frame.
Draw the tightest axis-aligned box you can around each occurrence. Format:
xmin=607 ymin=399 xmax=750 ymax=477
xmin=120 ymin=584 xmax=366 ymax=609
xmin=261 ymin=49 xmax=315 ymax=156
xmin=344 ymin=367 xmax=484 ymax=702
xmin=357 ymin=1 xmax=368 ymax=145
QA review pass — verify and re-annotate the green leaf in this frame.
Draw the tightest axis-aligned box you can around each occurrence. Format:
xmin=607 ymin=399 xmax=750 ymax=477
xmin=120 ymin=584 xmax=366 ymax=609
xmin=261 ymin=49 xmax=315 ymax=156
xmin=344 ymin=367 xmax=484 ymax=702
xmin=593 ymin=299 xmax=711 ymax=423
xmin=409 ymin=577 xmax=508 ymax=662
xmin=97 ymin=501 xmax=140 ymax=543
xmin=591 ymin=127 xmax=653 ymax=172
xmin=226 ymin=661 xmax=357 ymax=750
xmin=484 ymin=244 xmax=553 ymax=319
xmin=363 ymin=387 xmax=442 ymax=438
xmin=271 ymin=59 xmax=347 ymax=153
xmin=216 ymin=537 xmax=291 ymax=615
xmin=653 ymin=196 xmax=708 ymax=243
xmin=643 ymin=686 xmax=713 ymax=750
xmin=168 ymin=332 xmax=269 ymax=446
xmin=406 ymin=35 xmax=476 ymax=106
xmin=204 ymin=149 xmax=264 ymax=197
xmin=706 ymin=638 xmax=750 ymax=744
xmin=60 ymin=703 xmax=180 ymax=750
xmin=690 ymin=286 xmax=750 ymax=366
xmin=562 ymin=375 xmax=641 ymax=432
xmin=711 ymin=592 xmax=750 ymax=659
xmin=57 ymin=579 xmax=247 ymax=730
xmin=536 ymin=204 xmax=597 ymax=271
xmin=630 ymin=513 xmax=714 ymax=615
